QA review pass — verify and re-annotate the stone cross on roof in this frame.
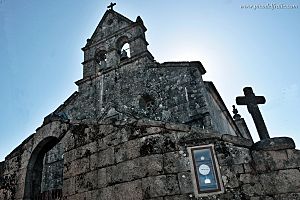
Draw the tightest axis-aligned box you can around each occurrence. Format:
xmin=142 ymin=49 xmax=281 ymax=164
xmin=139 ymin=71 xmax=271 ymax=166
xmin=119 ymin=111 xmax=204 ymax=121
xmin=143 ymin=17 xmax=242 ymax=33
xmin=107 ymin=2 xmax=116 ymax=10
xmin=236 ymin=87 xmax=270 ymax=140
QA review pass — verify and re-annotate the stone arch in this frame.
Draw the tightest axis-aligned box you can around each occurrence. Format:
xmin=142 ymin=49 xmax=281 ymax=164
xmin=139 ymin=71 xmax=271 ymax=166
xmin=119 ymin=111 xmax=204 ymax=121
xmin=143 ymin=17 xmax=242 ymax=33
xmin=116 ymin=35 xmax=131 ymax=60
xmin=116 ymin=35 xmax=129 ymax=50
xmin=23 ymin=121 xmax=68 ymax=200
xmin=24 ymin=136 xmax=60 ymax=199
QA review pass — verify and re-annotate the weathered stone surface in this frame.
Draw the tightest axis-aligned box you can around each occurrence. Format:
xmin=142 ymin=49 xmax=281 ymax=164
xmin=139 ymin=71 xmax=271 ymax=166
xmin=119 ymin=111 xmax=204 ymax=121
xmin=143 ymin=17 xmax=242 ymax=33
xmin=165 ymin=123 xmax=190 ymax=132
xmin=73 ymin=141 xmax=97 ymax=161
xmin=98 ymin=186 xmax=113 ymax=200
xmin=98 ymin=124 xmax=118 ymax=138
xmin=97 ymin=168 xmax=107 ymax=188
xmin=163 ymin=151 xmax=190 ymax=173
xmin=75 ymin=170 xmax=97 ymax=193
xmin=274 ymin=193 xmax=300 ymax=200
xmin=239 ymin=173 xmax=258 ymax=184
xmin=177 ymin=131 xmax=222 ymax=146
xmin=252 ymin=137 xmax=295 ymax=151
xmin=144 ymin=127 xmax=164 ymax=135
xmin=177 ymin=172 xmax=193 ymax=194
xmin=114 ymin=139 xmax=141 ymax=163
xmin=140 ymin=155 xmax=164 ymax=177
xmin=222 ymin=134 xmax=253 ymax=147
xmin=216 ymin=142 xmax=252 ymax=166
xmin=113 ymin=180 xmax=143 ymax=200
xmin=243 ymin=163 xmax=255 ymax=173
xmin=241 ymin=183 xmax=264 ymax=196
xmin=111 ymin=155 xmax=163 ymax=183
xmin=140 ymin=134 xmax=177 ymax=156
xmin=252 ymin=150 xmax=289 ymax=172
xmin=221 ymin=166 xmax=240 ymax=188
xmin=63 ymin=131 xmax=75 ymax=152
xmin=62 ymin=177 xmax=75 ymax=196
xmin=111 ymin=159 xmax=143 ymax=183
xmin=90 ymin=147 xmax=114 ymax=170
xmin=142 ymin=175 xmax=180 ymax=198
xmin=146 ymin=197 xmax=164 ymax=200
xmin=65 ymin=156 xmax=90 ymax=177
xmin=260 ymin=169 xmax=300 ymax=195
xmin=136 ymin=119 xmax=165 ymax=128
xmin=164 ymin=194 xmax=191 ymax=200
xmin=286 ymin=149 xmax=300 ymax=168
xmin=228 ymin=146 xmax=252 ymax=165
xmin=102 ymin=130 xmax=129 ymax=147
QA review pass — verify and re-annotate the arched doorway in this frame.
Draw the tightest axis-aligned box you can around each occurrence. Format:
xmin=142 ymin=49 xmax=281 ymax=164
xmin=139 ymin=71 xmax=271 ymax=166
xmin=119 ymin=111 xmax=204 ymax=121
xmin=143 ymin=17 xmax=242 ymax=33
xmin=24 ymin=136 xmax=63 ymax=200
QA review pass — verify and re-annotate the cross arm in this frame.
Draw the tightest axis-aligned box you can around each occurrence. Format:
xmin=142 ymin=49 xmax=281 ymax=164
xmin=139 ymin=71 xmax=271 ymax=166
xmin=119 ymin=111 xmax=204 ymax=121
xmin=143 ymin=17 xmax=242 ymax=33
xmin=236 ymin=96 xmax=266 ymax=105
xmin=236 ymin=96 xmax=247 ymax=105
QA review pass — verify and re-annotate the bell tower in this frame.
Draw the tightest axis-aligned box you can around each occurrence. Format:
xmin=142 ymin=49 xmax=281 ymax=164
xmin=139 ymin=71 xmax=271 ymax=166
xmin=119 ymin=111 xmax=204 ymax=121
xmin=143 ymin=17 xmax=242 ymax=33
xmin=81 ymin=7 xmax=152 ymax=78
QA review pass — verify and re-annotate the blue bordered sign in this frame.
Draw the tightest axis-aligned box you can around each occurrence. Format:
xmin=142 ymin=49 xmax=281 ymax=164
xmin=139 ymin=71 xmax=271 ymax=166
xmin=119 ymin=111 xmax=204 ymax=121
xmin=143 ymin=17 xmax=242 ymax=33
xmin=188 ymin=144 xmax=224 ymax=197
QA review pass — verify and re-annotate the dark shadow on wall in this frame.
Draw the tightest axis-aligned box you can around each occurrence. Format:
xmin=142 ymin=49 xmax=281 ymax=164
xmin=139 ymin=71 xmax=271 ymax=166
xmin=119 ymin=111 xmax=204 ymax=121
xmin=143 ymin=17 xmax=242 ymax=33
xmin=23 ymin=137 xmax=61 ymax=200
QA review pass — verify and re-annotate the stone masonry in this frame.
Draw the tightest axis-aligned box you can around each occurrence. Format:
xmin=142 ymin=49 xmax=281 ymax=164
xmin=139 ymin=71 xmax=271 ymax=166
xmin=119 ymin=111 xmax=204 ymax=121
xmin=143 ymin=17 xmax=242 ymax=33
xmin=0 ymin=8 xmax=299 ymax=200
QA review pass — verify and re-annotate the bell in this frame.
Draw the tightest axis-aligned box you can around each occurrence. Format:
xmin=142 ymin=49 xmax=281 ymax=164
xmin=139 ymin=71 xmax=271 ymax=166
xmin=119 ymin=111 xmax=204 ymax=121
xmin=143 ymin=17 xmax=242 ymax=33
xmin=120 ymin=49 xmax=128 ymax=61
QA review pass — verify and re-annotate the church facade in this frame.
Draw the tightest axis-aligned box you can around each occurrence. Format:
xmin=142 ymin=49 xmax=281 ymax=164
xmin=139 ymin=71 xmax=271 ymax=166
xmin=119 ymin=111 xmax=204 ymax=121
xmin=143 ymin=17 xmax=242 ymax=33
xmin=0 ymin=7 xmax=300 ymax=200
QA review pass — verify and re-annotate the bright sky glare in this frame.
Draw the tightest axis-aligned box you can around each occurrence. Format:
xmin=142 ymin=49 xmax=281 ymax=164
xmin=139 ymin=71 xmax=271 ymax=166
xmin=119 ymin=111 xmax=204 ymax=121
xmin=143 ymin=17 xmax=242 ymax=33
xmin=0 ymin=0 xmax=299 ymax=161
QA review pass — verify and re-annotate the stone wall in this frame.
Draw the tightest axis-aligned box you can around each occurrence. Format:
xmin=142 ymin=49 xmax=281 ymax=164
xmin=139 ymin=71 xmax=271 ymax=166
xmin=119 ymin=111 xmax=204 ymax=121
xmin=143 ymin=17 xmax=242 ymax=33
xmin=248 ymin=148 xmax=300 ymax=199
xmin=0 ymin=118 xmax=299 ymax=200
xmin=62 ymin=118 xmax=300 ymax=200
xmin=59 ymin=59 xmax=238 ymax=137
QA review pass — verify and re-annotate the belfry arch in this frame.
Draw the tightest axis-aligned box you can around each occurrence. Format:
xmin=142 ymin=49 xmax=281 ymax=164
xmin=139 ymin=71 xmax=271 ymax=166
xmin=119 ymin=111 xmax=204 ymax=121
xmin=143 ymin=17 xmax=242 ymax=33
xmin=23 ymin=136 xmax=62 ymax=200
xmin=116 ymin=36 xmax=131 ymax=61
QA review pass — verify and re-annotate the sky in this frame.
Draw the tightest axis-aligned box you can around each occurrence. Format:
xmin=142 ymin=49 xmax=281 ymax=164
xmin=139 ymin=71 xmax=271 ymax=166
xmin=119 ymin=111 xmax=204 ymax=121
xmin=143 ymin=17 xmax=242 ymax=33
xmin=0 ymin=0 xmax=299 ymax=161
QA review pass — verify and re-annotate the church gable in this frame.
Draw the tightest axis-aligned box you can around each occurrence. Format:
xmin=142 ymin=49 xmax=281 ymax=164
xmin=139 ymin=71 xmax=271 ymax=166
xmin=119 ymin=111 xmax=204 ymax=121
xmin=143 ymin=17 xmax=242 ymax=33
xmin=88 ymin=10 xmax=134 ymax=46
xmin=80 ymin=8 xmax=150 ymax=78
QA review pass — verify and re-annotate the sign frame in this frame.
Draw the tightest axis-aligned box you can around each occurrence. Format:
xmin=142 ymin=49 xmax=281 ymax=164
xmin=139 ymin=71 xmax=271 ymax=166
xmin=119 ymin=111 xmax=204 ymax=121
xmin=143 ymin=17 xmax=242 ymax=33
xmin=188 ymin=144 xmax=224 ymax=197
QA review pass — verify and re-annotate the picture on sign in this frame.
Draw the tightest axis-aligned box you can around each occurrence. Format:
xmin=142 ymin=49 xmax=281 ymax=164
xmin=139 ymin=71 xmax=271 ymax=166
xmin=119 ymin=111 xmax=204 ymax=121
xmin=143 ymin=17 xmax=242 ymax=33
xmin=188 ymin=144 xmax=224 ymax=197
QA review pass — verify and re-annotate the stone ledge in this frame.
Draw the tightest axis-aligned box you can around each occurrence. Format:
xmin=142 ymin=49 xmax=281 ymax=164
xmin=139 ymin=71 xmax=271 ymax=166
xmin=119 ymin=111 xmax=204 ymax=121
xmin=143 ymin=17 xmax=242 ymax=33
xmin=222 ymin=134 xmax=253 ymax=148
xmin=136 ymin=119 xmax=165 ymax=128
xmin=251 ymin=137 xmax=295 ymax=151
xmin=165 ymin=123 xmax=190 ymax=132
xmin=158 ymin=61 xmax=206 ymax=75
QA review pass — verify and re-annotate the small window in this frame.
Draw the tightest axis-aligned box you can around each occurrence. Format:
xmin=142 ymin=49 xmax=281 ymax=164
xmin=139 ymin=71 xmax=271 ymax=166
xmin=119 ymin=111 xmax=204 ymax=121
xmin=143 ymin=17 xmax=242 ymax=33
xmin=188 ymin=144 xmax=224 ymax=197
xmin=139 ymin=94 xmax=155 ymax=113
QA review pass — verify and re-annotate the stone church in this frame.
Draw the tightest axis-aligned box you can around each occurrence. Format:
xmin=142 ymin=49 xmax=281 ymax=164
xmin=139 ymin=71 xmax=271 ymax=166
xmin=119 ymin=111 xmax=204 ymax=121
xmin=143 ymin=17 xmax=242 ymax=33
xmin=1 ymin=5 xmax=300 ymax=200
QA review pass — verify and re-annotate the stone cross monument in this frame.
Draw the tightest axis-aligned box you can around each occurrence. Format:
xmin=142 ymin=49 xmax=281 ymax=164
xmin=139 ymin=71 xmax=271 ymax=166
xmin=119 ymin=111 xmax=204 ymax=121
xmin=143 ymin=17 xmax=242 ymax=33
xmin=236 ymin=87 xmax=270 ymax=140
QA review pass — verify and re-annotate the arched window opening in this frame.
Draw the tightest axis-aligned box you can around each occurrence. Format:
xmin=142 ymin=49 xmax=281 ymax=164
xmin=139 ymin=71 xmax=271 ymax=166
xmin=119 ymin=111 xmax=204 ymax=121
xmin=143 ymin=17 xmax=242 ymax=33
xmin=95 ymin=50 xmax=107 ymax=70
xmin=116 ymin=36 xmax=131 ymax=61
xmin=120 ymin=43 xmax=130 ymax=61
xmin=24 ymin=137 xmax=64 ymax=200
